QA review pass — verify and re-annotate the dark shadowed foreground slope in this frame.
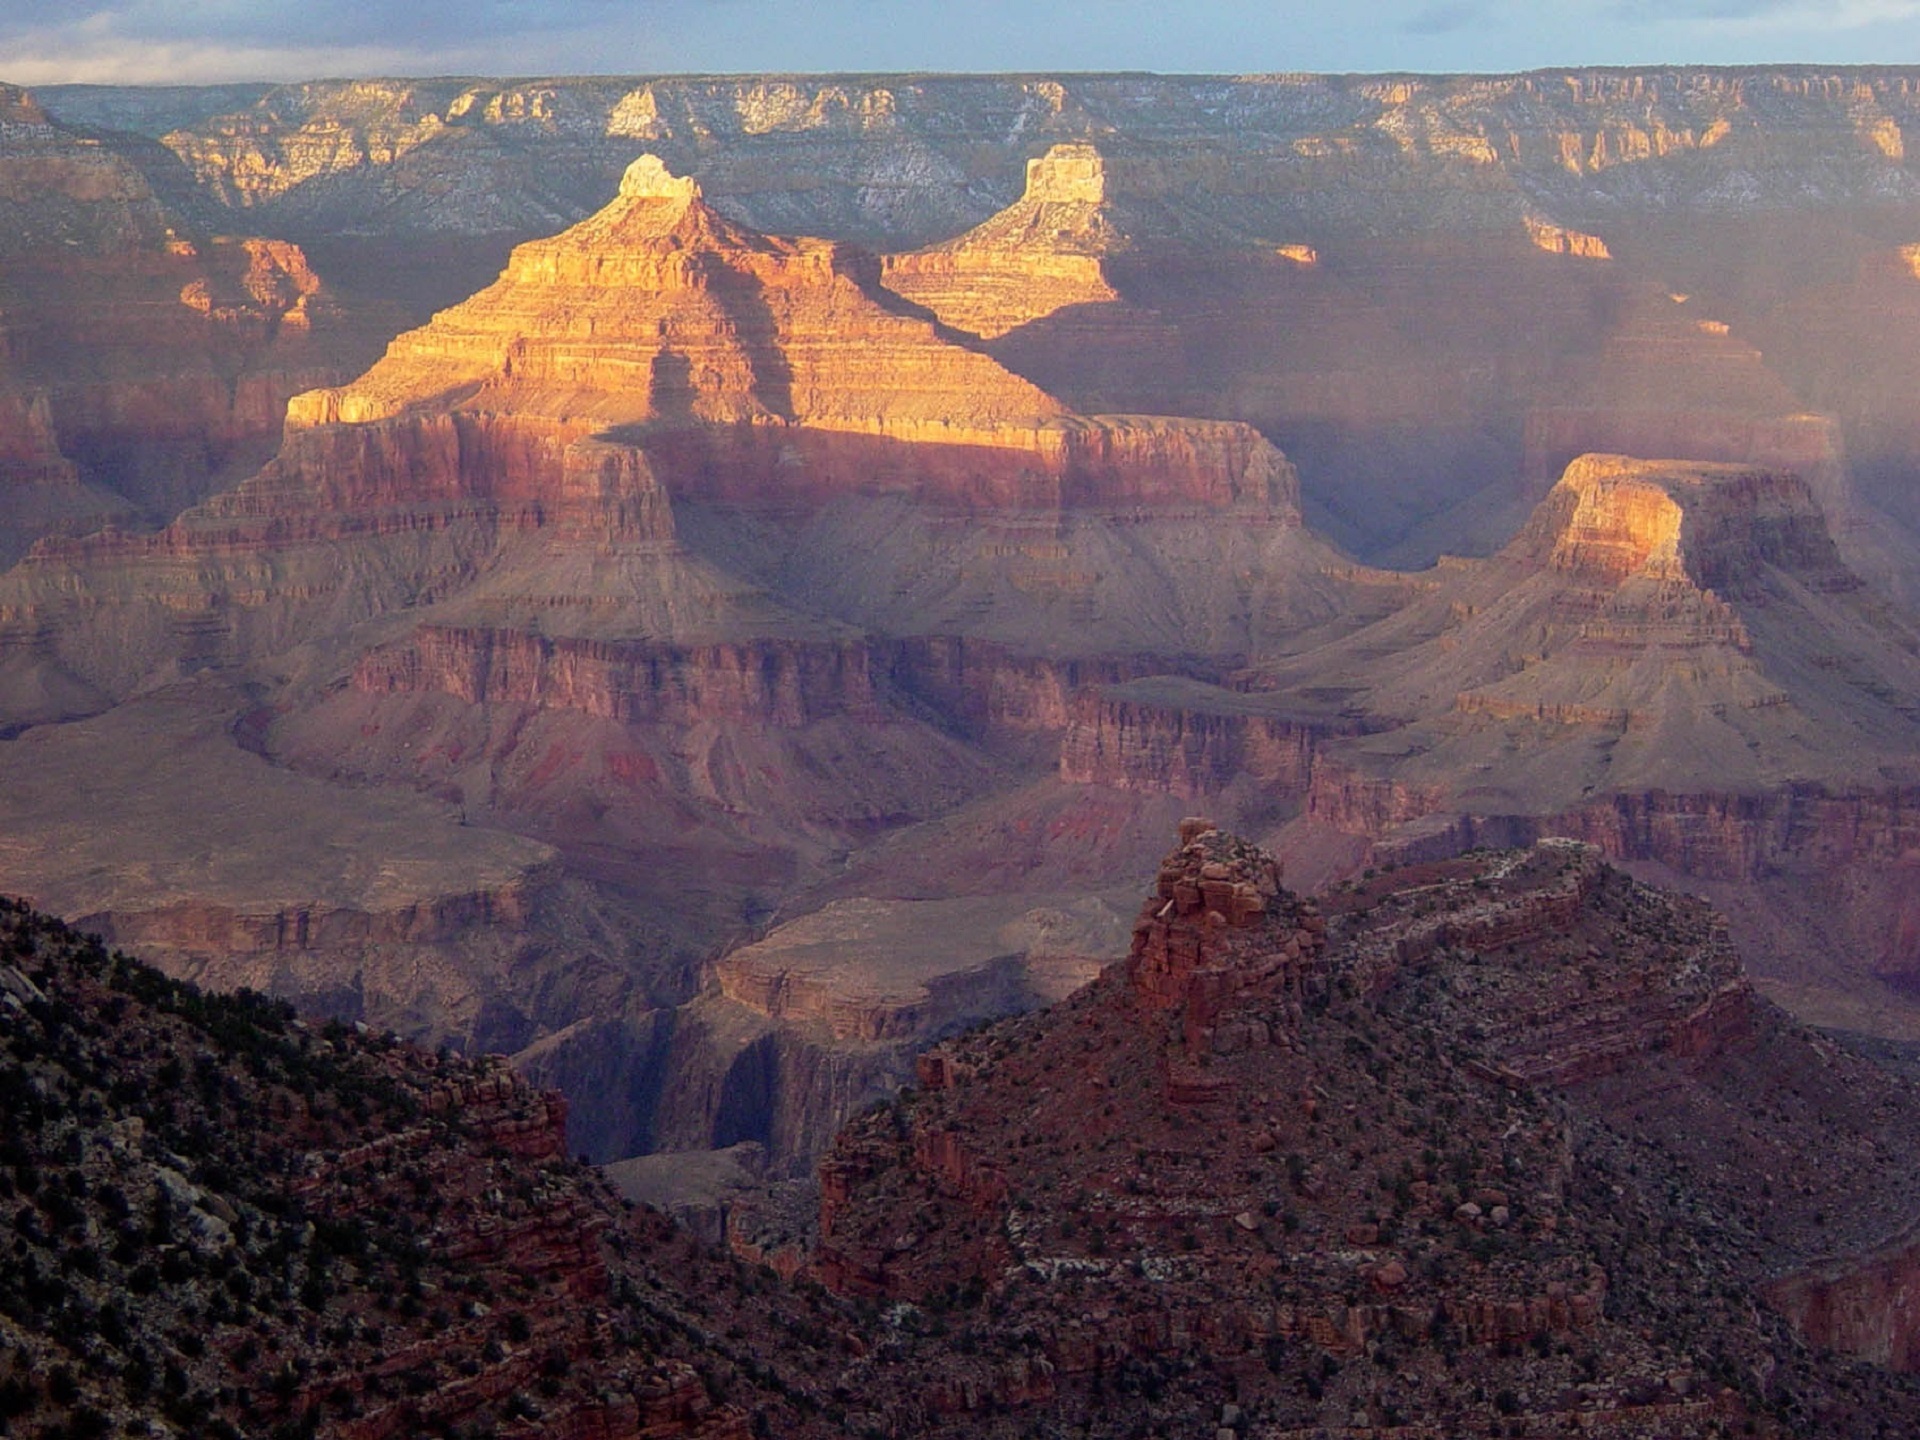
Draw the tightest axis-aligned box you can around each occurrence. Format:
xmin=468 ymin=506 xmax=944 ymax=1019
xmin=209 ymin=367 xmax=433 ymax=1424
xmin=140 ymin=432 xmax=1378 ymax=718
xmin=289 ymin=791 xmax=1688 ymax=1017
xmin=11 ymin=825 xmax=1920 ymax=1437
xmin=814 ymin=825 xmax=1920 ymax=1437
xmin=0 ymin=899 xmax=855 ymax=1439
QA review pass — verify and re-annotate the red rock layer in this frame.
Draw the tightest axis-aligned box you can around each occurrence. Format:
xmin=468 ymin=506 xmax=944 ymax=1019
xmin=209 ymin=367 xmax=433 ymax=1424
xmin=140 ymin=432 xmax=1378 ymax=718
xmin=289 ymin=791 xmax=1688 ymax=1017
xmin=1058 ymin=683 xmax=1367 ymax=794
xmin=354 ymin=625 xmax=879 ymax=726
xmin=1767 ymin=1228 xmax=1920 ymax=1372
xmin=1126 ymin=820 xmax=1327 ymax=1059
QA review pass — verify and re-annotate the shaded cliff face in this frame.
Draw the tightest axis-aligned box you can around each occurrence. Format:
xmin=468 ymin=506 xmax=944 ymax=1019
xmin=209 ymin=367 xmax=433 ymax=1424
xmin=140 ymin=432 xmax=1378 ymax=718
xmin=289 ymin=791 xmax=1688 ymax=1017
xmin=811 ymin=828 xmax=1920 ymax=1435
xmin=0 ymin=85 xmax=391 ymax=566
xmin=880 ymin=143 xmax=1128 ymax=340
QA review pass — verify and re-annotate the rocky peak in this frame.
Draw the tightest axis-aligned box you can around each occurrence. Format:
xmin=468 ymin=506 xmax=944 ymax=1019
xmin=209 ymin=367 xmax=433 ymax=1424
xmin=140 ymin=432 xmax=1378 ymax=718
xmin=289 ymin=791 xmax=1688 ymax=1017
xmin=1022 ymin=142 xmax=1108 ymax=205
xmin=811 ymin=836 xmax=1920 ymax=1434
xmin=285 ymin=146 xmax=1067 ymax=434
xmin=879 ymin=142 xmax=1130 ymax=338
xmin=616 ymin=151 xmax=702 ymax=203
xmin=1128 ymin=818 xmax=1326 ymax=1055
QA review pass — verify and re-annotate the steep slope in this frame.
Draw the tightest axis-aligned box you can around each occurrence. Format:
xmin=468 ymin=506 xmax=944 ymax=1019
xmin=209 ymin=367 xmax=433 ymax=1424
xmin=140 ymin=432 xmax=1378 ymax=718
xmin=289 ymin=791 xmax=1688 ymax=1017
xmin=0 ymin=898 xmax=854 ymax=1439
xmin=813 ymin=824 xmax=1920 ymax=1437
xmin=14 ymin=834 xmax=1920 ymax=1438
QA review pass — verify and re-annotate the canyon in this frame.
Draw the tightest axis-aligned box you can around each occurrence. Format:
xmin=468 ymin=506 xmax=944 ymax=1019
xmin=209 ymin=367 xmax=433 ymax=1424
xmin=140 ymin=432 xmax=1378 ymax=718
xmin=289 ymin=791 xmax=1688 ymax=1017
xmin=7 ymin=66 xmax=1920 ymax=1262
xmin=12 ymin=837 xmax=1920 ymax=1436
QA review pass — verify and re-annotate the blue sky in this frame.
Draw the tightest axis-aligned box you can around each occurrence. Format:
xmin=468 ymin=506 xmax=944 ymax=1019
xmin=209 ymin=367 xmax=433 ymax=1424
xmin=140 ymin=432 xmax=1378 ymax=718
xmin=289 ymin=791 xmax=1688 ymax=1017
xmin=5 ymin=0 xmax=1920 ymax=86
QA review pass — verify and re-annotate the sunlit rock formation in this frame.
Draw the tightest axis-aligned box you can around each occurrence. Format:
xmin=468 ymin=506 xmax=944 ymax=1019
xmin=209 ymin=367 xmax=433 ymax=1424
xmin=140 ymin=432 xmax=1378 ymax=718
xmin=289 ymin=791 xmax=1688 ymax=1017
xmin=881 ymin=143 xmax=1126 ymax=338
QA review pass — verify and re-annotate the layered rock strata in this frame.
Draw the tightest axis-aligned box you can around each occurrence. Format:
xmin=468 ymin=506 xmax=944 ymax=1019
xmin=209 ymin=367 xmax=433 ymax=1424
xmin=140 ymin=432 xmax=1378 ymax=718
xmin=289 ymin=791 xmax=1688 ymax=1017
xmin=880 ymin=143 xmax=1126 ymax=338
xmin=1152 ymin=452 xmax=1920 ymax=1024
xmin=54 ymin=71 xmax=1920 ymax=248
xmin=0 ymin=85 xmax=382 ymax=560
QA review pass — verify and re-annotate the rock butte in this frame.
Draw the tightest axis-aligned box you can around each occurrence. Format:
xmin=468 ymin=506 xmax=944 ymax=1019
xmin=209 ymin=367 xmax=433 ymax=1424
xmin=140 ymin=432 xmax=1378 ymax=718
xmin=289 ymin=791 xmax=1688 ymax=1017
xmin=1056 ymin=452 xmax=1920 ymax=1028
xmin=881 ymin=143 xmax=1127 ymax=339
xmin=0 ymin=148 xmax=1380 ymax=1174
xmin=0 ymin=85 xmax=382 ymax=566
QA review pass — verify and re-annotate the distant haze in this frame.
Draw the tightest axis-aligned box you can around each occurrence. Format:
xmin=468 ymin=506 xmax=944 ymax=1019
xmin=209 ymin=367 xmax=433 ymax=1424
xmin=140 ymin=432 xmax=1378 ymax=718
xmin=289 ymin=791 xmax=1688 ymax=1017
xmin=6 ymin=0 xmax=1920 ymax=86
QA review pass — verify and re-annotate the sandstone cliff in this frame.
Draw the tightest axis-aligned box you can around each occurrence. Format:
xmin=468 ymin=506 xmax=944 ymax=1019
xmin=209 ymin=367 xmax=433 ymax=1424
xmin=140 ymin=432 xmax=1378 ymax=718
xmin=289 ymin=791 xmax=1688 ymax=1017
xmin=46 ymin=69 xmax=1920 ymax=568
xmin=880 ymin=143 xmax=1128 ymax=339
xmin=48 ymin=71 xmax=1920 ymax=247
xmin=1203 ymin=452 xmax=1920 ymax=1028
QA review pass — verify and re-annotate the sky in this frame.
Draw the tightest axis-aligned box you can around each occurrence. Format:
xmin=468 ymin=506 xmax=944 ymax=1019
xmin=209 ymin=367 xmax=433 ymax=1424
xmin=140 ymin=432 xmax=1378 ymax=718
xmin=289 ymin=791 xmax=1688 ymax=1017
xmin=4 ymin=0 xmax=1920 ymax=87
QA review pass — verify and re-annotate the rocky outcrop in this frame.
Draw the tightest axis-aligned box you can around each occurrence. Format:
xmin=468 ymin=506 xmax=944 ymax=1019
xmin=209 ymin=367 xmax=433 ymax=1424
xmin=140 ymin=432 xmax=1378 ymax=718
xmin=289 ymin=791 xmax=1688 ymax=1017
xmin=355 ymin=626 xmax=880 ymax=727
xmin=888 ymin=637 xmax=1183 ymax=743
xmin=717 ymin=908 xmax=1027 ymax=1047
xmin=1127 ymin=819 xmax=1326 ymax=1059
xmin=1522 ymin=408 xmax=1846 ymax=510
xmin=1524 ymin=214 xmax=1613 ymax=259
xmin=1239 ymin=451 xmax=1920 ymax=1026
xmin=807 ymin=830 xmax=1920 ymax=1434
xmin=1258 ymin=451 xmax=1920 ymax=818
xmin=1767 ymin=1226 xmax=1920 ymax=1372
xmin=881 ymin=143 xmax=1125 ymax=339
xmin=1334 ymin=841 xmax=1757 ymax=1086
xmin=715 ymin=892 xmax=1128 ymax=1045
